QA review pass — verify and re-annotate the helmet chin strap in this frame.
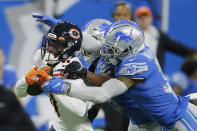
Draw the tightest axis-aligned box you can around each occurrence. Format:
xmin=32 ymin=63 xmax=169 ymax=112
xmin=57 ymin=47 xmax=68 ymax=61
xmin=58 ymin=41 xmax=77 ymax=61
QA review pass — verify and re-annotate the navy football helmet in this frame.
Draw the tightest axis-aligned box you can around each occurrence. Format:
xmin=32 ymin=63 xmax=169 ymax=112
xmin=42 ymin=21 xmax=82 ymax=64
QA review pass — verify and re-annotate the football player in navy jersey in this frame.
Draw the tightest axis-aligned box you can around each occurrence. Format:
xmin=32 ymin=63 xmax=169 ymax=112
xmin=42 ymin=20 xmax=197 ymax=130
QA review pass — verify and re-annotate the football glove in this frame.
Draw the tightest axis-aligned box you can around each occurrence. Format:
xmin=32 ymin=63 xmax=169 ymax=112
xmin=64 ymin=61 xmax=87 ymax=79
xmin=41 ymin=77 xmax=70 ymax=94
xmin=32 ymin=13 xmax=60 ymax=27
xmin=25 ymin=66 xmax=52 ymax=86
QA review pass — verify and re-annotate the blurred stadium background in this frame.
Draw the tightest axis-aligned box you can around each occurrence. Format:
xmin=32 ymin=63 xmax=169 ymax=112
xmin=0 ymin=0 xmax=197 ymax=130
xmin=1 ymin=0 xmax=197 ymax=77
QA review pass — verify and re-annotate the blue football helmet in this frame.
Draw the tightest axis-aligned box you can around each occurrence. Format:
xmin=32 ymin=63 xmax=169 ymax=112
xmin=100 ymin=20 xmax=145 ymax=65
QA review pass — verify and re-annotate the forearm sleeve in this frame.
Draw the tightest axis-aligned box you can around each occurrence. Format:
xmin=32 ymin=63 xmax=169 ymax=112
xmin=15 ymin=77 xmax=28 ymax=97
xmin=69 ymin=78 xmax=128 ymax=103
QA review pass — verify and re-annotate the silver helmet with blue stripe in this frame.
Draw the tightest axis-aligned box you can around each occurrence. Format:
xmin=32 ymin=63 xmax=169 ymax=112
xmin=81 ymin=19 xmax=112 ymax=62
xmin=100 ymin=20 xmax=145 ymax=65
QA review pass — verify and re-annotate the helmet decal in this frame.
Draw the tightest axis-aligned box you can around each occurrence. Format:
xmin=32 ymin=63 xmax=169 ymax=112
xmin=47 ymin=33 xmax=57 ymax=39
xmin=99 ymin=22 xmax=110 ymax=32
xmin=114 ymin=30 xmax=134 ymax=43
xmin=58 ymin=36 xmax=65 ymax=42
xmin=104 ymin=20 xmax=144 ymax=37
xmin=69 ymin=28 xmax=80 ymax=39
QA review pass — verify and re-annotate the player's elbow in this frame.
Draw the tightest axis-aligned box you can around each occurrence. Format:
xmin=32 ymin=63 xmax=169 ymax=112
xmin=91 ymin=78 xmax=128 ymax=103
xmin=15 ymin=86 xmax=28 ymax=98
xmin=15 ymin=78 xmax=28 ymax=98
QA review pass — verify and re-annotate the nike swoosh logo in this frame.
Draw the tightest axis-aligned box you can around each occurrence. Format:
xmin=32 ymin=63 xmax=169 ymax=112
xmin=129 ymin=58 xmax=136 ymax=62
xmin=52 ymin=82 xmax=61 ymax=88
xmin=42 ymin=82 xmax=49 ymax=87
xmin=76 ymin=67 xmax=82 ymax=71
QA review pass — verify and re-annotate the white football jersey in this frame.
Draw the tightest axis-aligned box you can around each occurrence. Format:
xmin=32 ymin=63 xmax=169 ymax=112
xmin=50 ymin=58 xmax=93 ymax=131
xmin=16 ymin=50 xmax=93 ymax=131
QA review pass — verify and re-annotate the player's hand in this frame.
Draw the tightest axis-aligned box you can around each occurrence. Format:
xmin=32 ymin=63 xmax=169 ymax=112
xmin=41 ymin=77 xmax=70 ymax=94
xmin=37 ymin=66 xmax=52 ymax=86
xmin=25 ymin=67 xmax=40 ymax=85
xmin=64 ymin=61 xmax=87 ymax=79
xmin=32 ymin=13 xmax=60 ymax=27
xmin=25 ymin=66 xmax=52 ymax=86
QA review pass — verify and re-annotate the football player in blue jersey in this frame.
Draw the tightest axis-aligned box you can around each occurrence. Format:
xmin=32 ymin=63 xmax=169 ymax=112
xmin=41 ymin=20 xmax=197 ymax=130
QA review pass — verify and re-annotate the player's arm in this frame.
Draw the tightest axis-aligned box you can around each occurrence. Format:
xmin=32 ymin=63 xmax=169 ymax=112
xmin=41 ymin=75 xmax=136 ymax=103
xmin=69 ymin=75 xmax=135 ymax=103
xmin=41 ymin=58 xmax=147 ymax=102
xmin=64 ymin=61 xmax=111 ymax=86
xmin=32 ymin=13 xmax=60 ymax=27
xmin=15 ymin=76 xmax=29 ymax=98
xmin=85 ymin=71 xmax=111 ymax=86
xmin=15 ymin=67 xmax=41 ymax=98
xmin=88 ymin=103 xmax=104 ymax=122
xmin=15 ymin=66 xmax=52 ymax=97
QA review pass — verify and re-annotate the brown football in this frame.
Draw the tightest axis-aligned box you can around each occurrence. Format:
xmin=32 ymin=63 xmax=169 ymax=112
xmin=27 ymin=84 xmax=44 ymax=96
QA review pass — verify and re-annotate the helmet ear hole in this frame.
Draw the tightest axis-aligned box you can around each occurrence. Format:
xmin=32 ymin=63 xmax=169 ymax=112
xmin=67 ymin=42 xmax=74 ymax=47
xmin=123 ymin=48 xmax=129 ymax=53
xmin=128 ymin=46 xmax=132 ymax=53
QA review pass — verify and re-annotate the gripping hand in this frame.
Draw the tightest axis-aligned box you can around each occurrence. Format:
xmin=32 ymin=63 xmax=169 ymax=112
xmin=32 ymin=13 xmax=59 ymax=27
xmin=64 ymin=61 xmax=87 ymax=79
xmin=41 ymin=77 xmax=70 ymax=94
xmin=25 ymin=66 xmax=52 ymax=86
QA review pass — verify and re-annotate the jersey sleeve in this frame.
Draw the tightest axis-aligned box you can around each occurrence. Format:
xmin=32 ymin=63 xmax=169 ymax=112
xmin=118 ymin=57 xmax=151 ymax=79
xmin=15 ymin=77 xmax=28 ymax=97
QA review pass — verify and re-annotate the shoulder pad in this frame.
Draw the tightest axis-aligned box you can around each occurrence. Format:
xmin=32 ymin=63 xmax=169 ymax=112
xmin=119 ymin=59 xmax=148 ymax=77
xmin=96 ymin=58 xmax=113 ymax=75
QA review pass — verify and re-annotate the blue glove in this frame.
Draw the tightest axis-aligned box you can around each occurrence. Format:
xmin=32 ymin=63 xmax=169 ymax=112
xmin=32 ymin=13 xmax=60 ymax=27
xmin=41 ymin=77 xmax=69 ymax=93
